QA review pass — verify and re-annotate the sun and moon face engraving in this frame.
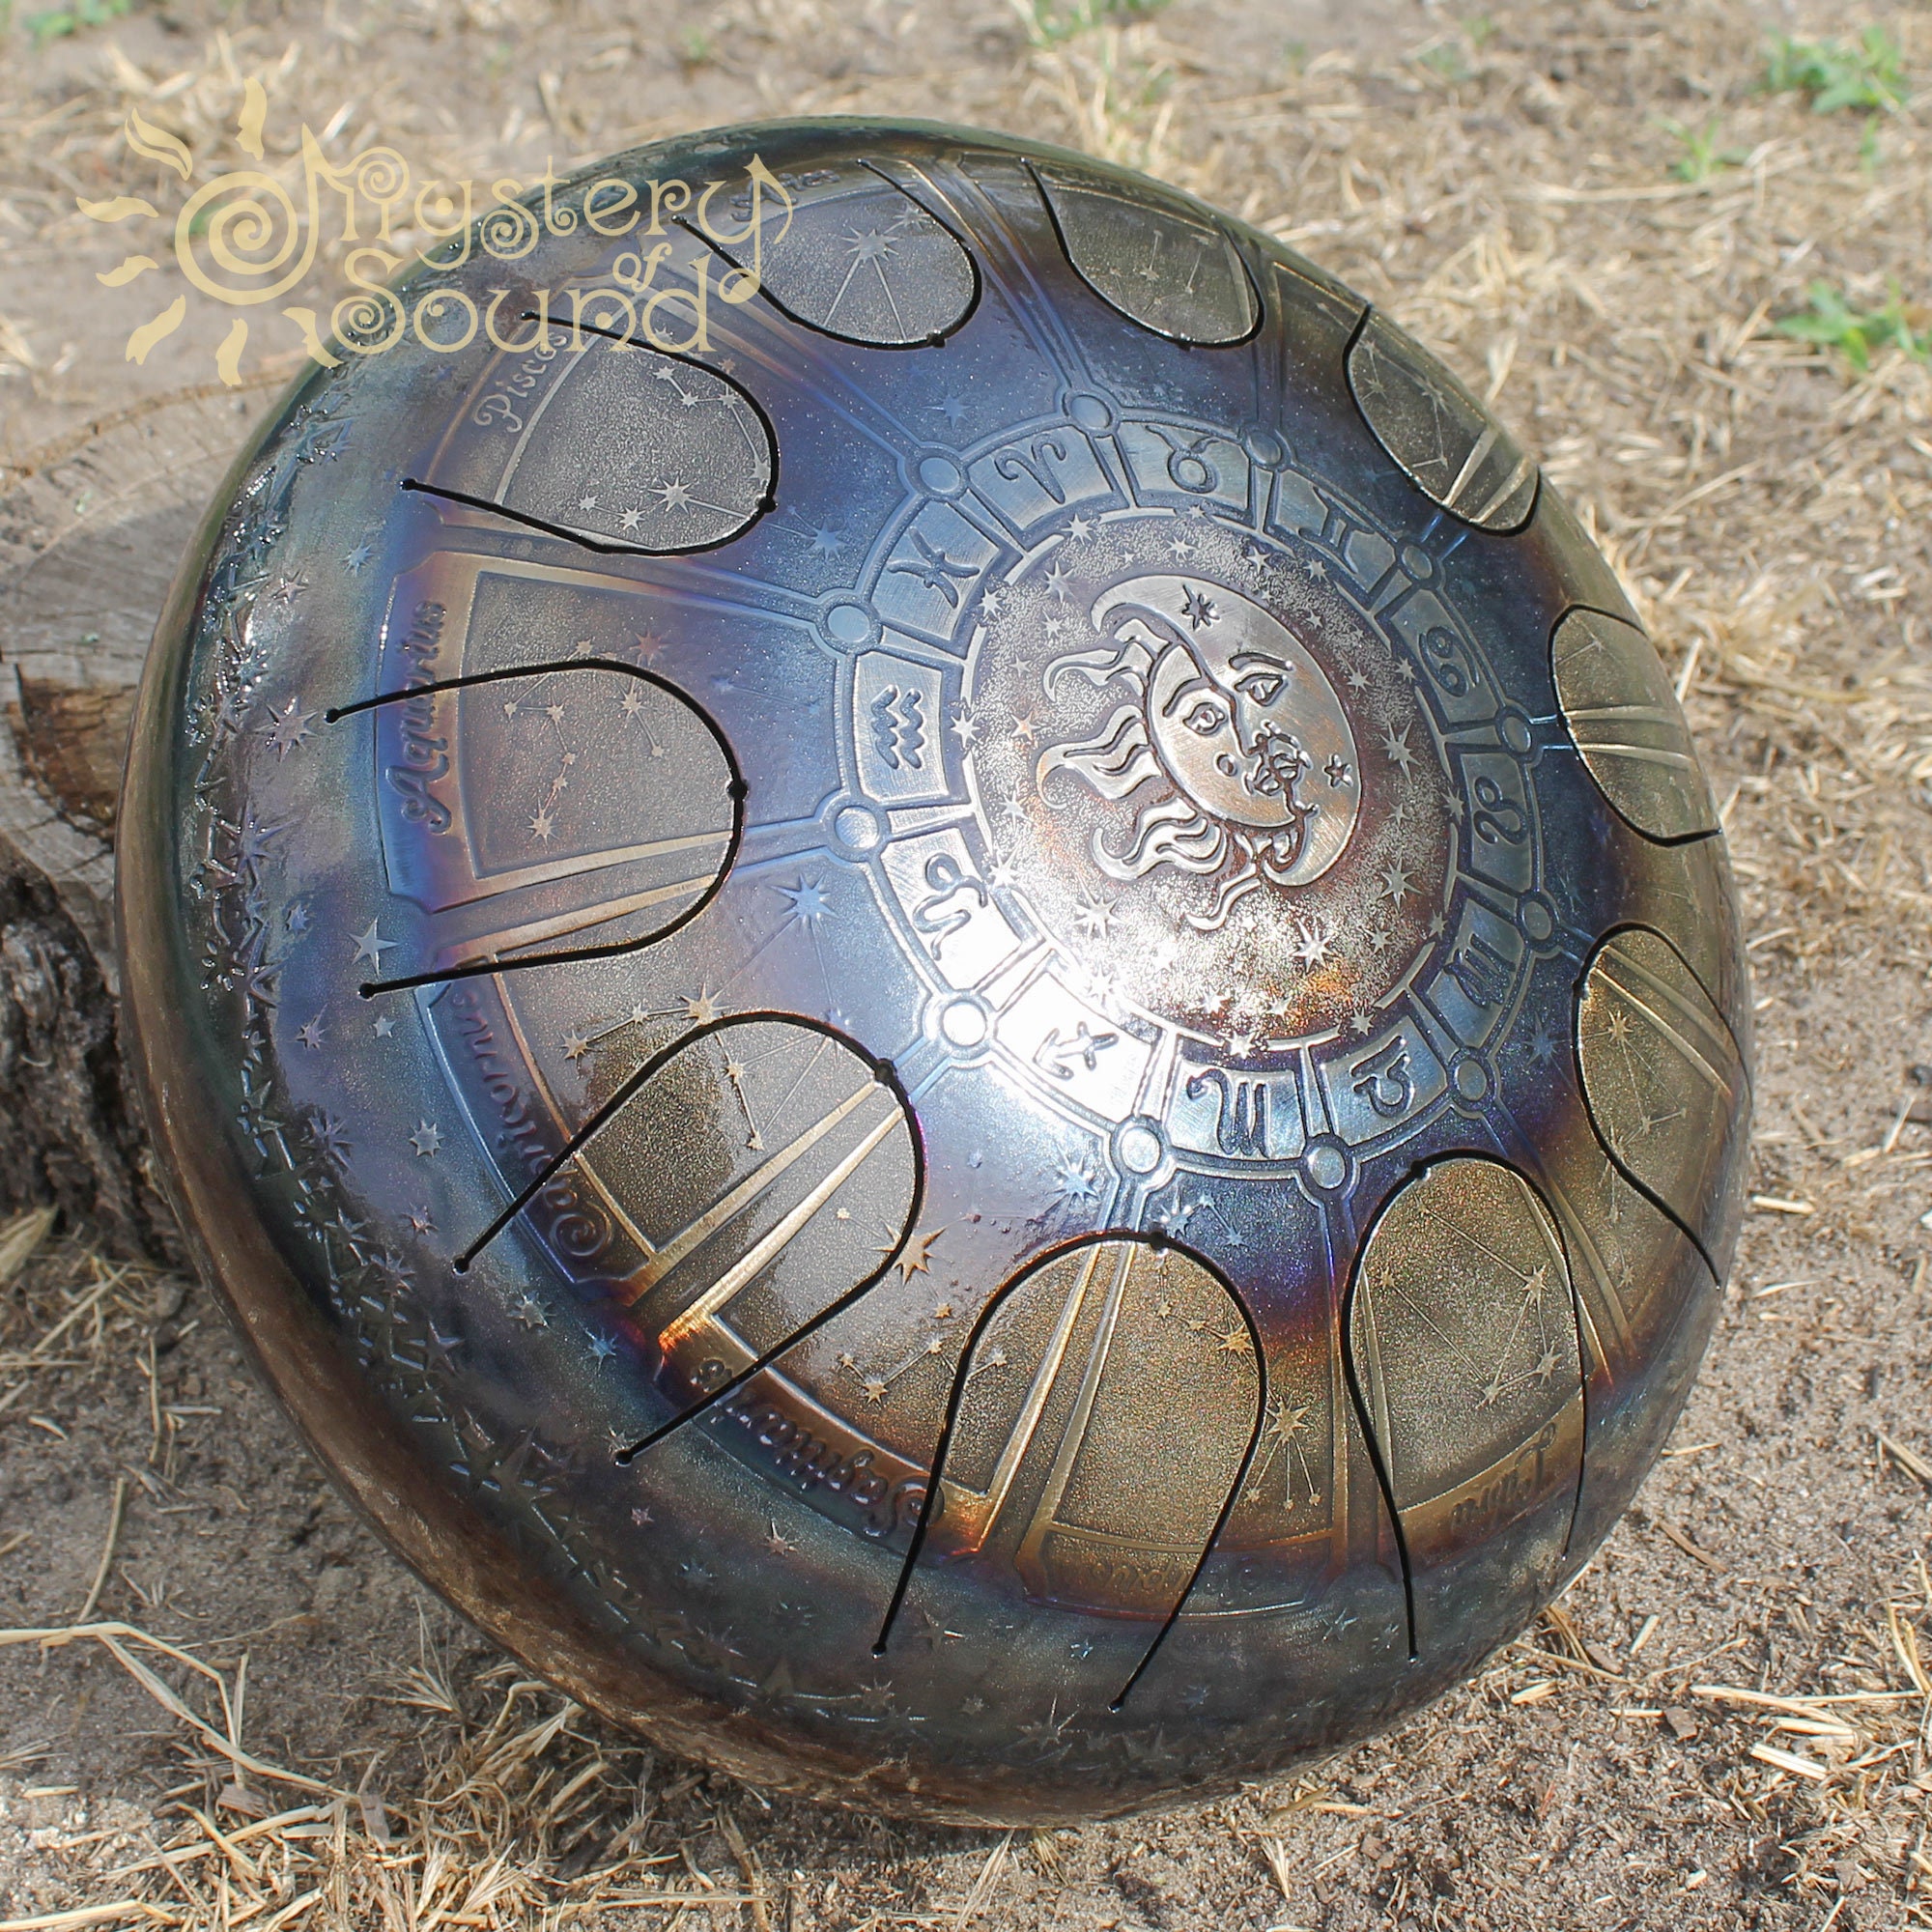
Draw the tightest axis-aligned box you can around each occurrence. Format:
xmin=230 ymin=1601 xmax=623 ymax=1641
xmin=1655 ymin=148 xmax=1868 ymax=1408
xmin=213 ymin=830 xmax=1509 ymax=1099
xmin=958 ymin=508 xmax=1456 ymax=1055
xmin=1036 ymin=573 xmax=1359 ymax=908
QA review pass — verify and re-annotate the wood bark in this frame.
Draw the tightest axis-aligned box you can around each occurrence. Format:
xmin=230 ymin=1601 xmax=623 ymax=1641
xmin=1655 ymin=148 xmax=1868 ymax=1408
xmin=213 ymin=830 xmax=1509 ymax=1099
xmin=0 ymin=379 xmax=280 ymax=1257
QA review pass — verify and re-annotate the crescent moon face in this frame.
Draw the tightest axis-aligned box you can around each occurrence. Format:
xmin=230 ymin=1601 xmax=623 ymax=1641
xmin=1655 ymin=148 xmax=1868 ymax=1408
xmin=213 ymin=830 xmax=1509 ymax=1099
xmin=1095 ymin=575 xmax=1361 ymax=885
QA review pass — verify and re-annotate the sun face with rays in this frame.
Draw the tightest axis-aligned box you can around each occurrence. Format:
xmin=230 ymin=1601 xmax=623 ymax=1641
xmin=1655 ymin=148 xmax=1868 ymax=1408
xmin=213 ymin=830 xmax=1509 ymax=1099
xmin=1034 ymin=575 xmax=1361 ymax=933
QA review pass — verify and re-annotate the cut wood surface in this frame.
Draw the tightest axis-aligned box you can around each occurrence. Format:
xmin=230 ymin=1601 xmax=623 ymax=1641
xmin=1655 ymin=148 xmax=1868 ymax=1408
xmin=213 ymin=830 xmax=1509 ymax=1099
xmin=0 ymin=378 xmax=282 ymax=1254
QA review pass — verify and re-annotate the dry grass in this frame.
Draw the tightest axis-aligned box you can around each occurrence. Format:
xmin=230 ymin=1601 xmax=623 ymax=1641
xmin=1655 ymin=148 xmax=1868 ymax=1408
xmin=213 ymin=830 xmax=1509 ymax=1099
xmin=5 ymin=0 xmax=1932 ymax=1926
xmin=0 ymin=1615 xmax=765 ymax=1932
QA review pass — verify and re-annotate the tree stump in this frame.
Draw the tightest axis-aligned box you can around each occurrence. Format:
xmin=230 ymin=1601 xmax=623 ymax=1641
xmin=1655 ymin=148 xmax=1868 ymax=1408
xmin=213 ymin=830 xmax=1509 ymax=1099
xmin=0 ymin=378 xmax=283 ymax=1256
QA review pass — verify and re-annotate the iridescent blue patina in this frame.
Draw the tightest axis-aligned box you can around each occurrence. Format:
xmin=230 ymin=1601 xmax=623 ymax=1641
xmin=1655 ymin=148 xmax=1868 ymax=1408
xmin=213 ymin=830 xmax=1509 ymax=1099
xmin=119 ymin=119 xmax=1750 ymax=1822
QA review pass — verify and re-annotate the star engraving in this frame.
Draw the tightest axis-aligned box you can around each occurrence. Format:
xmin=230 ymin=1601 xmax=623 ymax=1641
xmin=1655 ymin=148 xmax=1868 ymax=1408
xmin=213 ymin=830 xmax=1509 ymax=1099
xmin=1179 ymin=584 xmax=1220 ymax=631
xmin=779 ymin=877 xmax=833 ymax=926
xmin=895 ymin=1228 xmax=943 ymax=1284
xmin=351 ymin=920 xmax=396 ymax=968
xmin=1380 ymin=721 xmax=1416 ymax=776
xmin=1050 ymin=1156 xmax=1100 ymax=1209
xmin=1073 ymin=890 xmax=1115 ymax=939
xmin=264 ymin=696 xmax=315 ymax=757
xmin=1291 ymin=917 xmax=1335 ymax=967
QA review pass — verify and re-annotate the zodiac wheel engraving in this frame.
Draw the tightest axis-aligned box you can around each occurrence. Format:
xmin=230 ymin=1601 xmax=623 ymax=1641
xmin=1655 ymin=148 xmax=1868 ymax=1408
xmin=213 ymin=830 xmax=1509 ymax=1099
xmin=849 ymin=428 xmax=1548 ymax=1186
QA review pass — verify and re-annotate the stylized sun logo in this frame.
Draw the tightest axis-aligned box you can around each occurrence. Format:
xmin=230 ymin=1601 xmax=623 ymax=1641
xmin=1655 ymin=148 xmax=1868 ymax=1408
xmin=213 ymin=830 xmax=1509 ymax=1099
xmin=79 ymin=86 xmax=414 ymax=384
xmin=1035 ymin=576 xmax=1360 ymax=932
xmin=77 ymin=86 xmax=367 ymax=384
xmin=81 ymin=96 xmax=785 ymax=386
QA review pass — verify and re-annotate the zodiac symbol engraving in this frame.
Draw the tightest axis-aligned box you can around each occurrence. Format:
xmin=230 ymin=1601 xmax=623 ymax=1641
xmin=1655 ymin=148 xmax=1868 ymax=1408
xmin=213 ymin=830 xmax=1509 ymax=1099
xmin=1351 ymin=1037 xmax=1416 ymax=1122
xmin=888 ymin=527 xmax=976 ymax=605
xmin=994 ymin=435 xmax=1072 ymax=504
xmin=1186 ymin=1067 xmax=1270 ymax=1158
xmin=910 ymin=853 xmax=988 ymax=959
xmin=1144 ymin=423 xmax=1222 ymax=494
xmin=1037 ymin=1022 xmax=1119 ymax=1080
xmin=1470 ymin=773 xmax=1527 ymax=845
xmin=1445 ymin=931 xmax=1513 ymax=1011
xmin=1418 ymin=625 xmax=1479 ymax=698
xmin=869 ymin=684 xmax=927 ymax=771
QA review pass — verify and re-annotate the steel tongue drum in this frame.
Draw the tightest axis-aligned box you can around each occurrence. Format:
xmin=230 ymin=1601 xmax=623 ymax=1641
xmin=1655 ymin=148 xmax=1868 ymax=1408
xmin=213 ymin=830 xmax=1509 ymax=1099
xmin=119 ymin=119 xmax=1750 ymax=1824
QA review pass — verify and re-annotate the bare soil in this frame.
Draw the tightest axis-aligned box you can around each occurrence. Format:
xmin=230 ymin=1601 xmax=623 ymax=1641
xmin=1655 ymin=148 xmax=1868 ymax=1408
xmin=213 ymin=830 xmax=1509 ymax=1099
xmin=2 ymin=2 xmax=1931 ymax=1928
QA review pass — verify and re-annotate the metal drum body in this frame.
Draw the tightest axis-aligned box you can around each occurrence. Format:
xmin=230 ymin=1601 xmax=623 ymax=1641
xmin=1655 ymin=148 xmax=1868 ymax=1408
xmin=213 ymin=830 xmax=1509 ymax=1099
xmin=118 ymin=119 xmax=1750 ymax=1823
